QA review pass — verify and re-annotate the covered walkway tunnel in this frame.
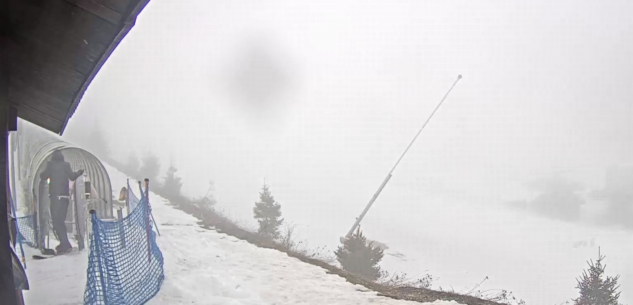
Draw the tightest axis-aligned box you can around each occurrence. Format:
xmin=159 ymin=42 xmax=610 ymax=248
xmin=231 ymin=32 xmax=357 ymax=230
xmin=14 ymin=120 xmax=113 ymax=251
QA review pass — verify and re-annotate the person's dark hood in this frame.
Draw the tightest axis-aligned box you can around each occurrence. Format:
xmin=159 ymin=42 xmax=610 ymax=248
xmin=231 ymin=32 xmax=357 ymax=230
xmin=51 ymin=150 xmax=64 ymax=162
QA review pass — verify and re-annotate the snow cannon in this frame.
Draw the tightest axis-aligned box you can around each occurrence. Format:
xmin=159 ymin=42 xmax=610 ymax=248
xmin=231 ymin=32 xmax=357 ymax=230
xmin=339 ymin=74 xmax=462 ymax=247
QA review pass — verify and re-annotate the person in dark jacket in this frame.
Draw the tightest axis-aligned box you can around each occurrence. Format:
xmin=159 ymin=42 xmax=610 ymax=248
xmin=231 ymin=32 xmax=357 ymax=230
xmin=39 ymin=150 xmax=84 ymax=254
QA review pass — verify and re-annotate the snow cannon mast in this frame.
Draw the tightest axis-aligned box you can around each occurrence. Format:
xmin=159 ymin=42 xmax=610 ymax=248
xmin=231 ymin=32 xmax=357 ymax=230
xmin=340 ymin=75 xmax=462 ymax=245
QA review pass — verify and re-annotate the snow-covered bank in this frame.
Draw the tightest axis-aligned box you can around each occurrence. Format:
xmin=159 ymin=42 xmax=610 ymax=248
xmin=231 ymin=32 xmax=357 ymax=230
xmin=210 ymin=181 xmax=633 ymax=304
xmin=145 ymin=192 xmax=454 ymax=305
xmin=22 ymin=164 xmax=464 ymax=305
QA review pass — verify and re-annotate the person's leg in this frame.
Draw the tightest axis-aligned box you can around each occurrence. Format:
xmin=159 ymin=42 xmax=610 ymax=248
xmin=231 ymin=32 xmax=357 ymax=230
xmin=50 ymin=196 xmax=71 ymax=250
xmin=55 ymin=198 xmax=71 ymax=249
xmin=49 ymin=196 xmax=62 ymax=250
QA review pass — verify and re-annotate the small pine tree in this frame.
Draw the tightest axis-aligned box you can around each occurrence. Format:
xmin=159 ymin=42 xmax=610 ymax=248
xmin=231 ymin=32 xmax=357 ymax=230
xmin=139 ymin=152 xmax=161 ymax=182
xmin=126 ymin=151 xmax=140 ymax=177
xmin=87 ymin=119 xmax=111 ymax=160
xmin=253 ymin=184 xmax=284 ymax=239
xmin=573 ymin=250 xmax=621 ymax=305
xmin=162 ymin=165 xmax=183 ymax=199
xmin=335 ymin=227 xmax=384 ymax=281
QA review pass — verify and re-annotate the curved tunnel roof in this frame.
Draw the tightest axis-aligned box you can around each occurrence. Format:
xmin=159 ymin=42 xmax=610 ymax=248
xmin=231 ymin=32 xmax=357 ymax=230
xmin=18 ymin=120 xmax=113 ymax=219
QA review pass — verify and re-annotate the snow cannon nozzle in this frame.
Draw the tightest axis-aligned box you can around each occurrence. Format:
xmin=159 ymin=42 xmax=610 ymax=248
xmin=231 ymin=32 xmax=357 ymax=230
xmin=457 ymin=74 xmax=462 ymax=80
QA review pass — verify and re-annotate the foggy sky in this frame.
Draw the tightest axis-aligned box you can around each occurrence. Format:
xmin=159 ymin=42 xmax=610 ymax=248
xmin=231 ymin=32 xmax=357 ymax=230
xmin=64 ymin=0 xmax=633 ymax=209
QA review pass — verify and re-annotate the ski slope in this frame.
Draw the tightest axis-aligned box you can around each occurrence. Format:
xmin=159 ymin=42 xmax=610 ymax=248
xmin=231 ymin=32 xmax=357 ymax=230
xmin=22 ymin=164 xmax=463 ymax=305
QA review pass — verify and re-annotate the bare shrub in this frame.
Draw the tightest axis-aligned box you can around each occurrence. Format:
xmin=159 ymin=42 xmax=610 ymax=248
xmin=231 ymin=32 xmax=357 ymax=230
xmin=279 ymin=223 xmax=335 ymax=264
xmin=279 ymin=223 xmax=297 ymax=250
xmin=380 ymin=271 xmax=435 ymax=289
xmin=438 ymin=277 xmax=526 ymax=305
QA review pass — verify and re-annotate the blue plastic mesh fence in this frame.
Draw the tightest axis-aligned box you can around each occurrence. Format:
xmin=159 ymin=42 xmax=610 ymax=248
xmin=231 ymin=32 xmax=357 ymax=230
xmin=127 ymin=186 xmax=140 ymax=212
xmin=83 ymin=185 xmax=164 ymax=305
xmin=16 ymin=215 xmax=37 ymax=248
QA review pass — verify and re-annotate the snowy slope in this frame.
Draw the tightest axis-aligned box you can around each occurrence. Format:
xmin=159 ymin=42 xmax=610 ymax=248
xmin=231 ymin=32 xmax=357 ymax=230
xmin=22 ymin=164 xmax=464 ymax=305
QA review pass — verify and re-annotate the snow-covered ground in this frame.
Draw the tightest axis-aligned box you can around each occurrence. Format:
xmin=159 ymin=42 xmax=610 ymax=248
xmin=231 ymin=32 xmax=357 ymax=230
xmin=16 ymin=161 xmax=633 ymax=304
xmin=210 ymin=179 xmax=633 ymax=304
xmin=21 ymin=164 xmax=463 ymax=305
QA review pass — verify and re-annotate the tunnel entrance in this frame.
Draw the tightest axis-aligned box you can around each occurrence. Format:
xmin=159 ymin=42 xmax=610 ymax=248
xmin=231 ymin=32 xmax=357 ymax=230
xmin=15 ymin=121 xmax=114 ymax=252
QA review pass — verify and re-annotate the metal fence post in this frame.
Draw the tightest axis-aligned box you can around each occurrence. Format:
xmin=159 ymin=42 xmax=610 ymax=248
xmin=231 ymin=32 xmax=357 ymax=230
xmin=143 ymin=179 xmax=151 ymax=263
xmin=117 ymin=209 xmax=125 ymax=248
xmin=125 ymin=179 xmax=130 ymax=216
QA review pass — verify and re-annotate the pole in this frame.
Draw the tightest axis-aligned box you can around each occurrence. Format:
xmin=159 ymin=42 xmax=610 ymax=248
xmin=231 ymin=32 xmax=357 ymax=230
xmin=139 ymin=181 xmax=150 ymax=262
xmin=31 ymin=194 xmax=39 ymax=250
xmin=137 ymin=180 xmax=160 ymax=237
xmin=117 ymin=209 xmax=125 ymax=248
xmin=344 ymin=174 xmax=392 ymax=239
xmin=137 ymin=181 xmax=143 ymax=208
xmin=343 ymin=75 xmax=463 ymax=240
xmin=143 ymin=178 xmax=160 ymax=236
xmin=125 ymin=179 xmax=130 ymax=216
xmin=73 ymin=182 xmax=84 ymax=251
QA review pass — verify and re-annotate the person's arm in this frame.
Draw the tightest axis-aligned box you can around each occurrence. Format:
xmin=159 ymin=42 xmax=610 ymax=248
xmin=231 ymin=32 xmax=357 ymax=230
xmin=64 ymin=163 xmax=84 ymax=181
xmin=39 ymin=162 xmax=51 ymax=180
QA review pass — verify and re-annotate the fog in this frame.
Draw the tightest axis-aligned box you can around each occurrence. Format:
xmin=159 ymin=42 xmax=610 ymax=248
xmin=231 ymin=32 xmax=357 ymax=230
xmin=61 ymin=0 xmax=633 ymax=303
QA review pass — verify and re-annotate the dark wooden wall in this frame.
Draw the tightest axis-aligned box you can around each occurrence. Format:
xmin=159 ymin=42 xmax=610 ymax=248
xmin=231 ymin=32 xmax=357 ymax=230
xmin=0 ymin=61 xmax=19 ymax=305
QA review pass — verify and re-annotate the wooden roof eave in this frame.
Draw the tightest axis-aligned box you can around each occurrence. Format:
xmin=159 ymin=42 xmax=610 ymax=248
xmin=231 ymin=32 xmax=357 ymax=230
xmin=59 ymin=0 xmax=150 ymax=134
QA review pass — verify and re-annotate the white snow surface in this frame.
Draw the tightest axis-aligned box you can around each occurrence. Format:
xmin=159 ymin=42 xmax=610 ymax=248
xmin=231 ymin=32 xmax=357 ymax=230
xmin=21 ymin=164 xmax=463 ymax=305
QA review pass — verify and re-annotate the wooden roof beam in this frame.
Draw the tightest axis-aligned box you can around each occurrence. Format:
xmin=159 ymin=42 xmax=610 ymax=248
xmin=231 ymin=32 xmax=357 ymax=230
xmin=64 ymin=0 xmax=122 ymax=25
xmin=59 ymin=0 xmax=149 ymax=134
